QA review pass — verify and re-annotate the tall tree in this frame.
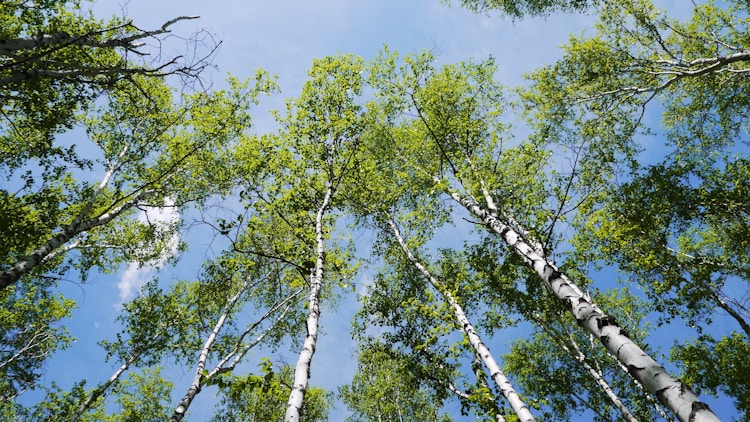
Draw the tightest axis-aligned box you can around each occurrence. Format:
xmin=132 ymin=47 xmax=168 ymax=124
xmin=502 ymin=287 xmax=666 ymax=421
xmin=247 ymin=54 xmax=364 ymax=421
xmin=0 ymin=72 xmax=269 ymax=407
xmin=167 ymin=225 xmax=310 ymax=421
xmin=365 ymin=48 xmax=720 ymax=421
xmin=521 ymin=0 xmax=749 ymax=415
xmin=385 ymin=217 xmax=535 ymax=422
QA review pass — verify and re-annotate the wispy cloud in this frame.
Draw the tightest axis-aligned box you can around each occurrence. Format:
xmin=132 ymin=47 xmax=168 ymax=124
xmin=116 ymin=199 xmax=180 ymax=303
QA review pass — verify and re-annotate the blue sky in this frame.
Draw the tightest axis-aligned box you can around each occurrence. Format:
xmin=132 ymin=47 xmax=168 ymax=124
xmin=23 ymin=0 xmax=743 ymax=420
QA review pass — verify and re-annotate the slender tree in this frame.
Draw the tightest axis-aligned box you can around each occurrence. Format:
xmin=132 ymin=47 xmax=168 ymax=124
xmin=523 ymin=0 xmax=750 ymax=414
xmin=365 ymin=48 xmax=720 ymax=421
xmin=385 ymin=217 xmax=536 ymax=422
xmin=0 ymin=73 xmax=269 ymax=406
xmin=247 ymin=55 xmax=365 ymax=421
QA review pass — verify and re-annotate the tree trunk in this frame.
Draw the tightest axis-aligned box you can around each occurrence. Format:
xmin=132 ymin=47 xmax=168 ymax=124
xmin=387 ymin=218 xmax=536 ymax=422
xmin=445 ymin=186 xmax=720 ymax=422
xmin=0 ymin=190 xmax=149 ymax=291
xmin=284 ymin=186 xmax=333 ymax=422
xmin=538 ymin=320 xmax=640 ymax=422
xmin=471 ymin=352 xmax=507 ymax=422
xmin=170 ymin=279 xmax=247 ymax=422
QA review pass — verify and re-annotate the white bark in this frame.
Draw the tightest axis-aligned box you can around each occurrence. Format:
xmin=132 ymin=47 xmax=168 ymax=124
xmin=471 ymin=352 xmax=507 ymax=422
xmin=285 ymin=186 xmax=333 ymax=422
xmin=0 ymin=16 xmax=199 ymax=54
xmin=207 ymin=288 xmax=303 ymax=379
xmin=444 ymin=185 xmax=720 ymax=422
xmin=71 ymin=338 xmax=152 ymax=422
xmin=387 ymin=218 xmax=536 ymax=422
xmin=0 ymin=189 xmax=151 ymax=290
xmin=537 ymin=319 xmax=640 ymax=422
xmin=170 ymin=278 xmax=248 ymax=422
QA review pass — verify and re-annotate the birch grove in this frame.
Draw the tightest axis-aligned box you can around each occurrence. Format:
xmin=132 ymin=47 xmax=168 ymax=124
xmin=2 ymin=0 xmax=748 ymax=420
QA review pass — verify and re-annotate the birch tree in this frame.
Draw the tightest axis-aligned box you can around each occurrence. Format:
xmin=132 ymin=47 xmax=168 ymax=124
xmin=385 ymin=218 xmax=536 ymax=422
xmin=502 ymin=287 xmax=665 ymax=421
xmin=0 ymin=73 xmax=269 ymax=408
xmin=350 ymin=216 xmax=516 ymax=419
xmin=248 ymin=54 xmax=364 ymax=421
xmin=521 ymin=0 xmax=749 ymax=415
xmin=0 ymin=0 xmax=216 ymax=168
xmin=351 ymin=271 xmax=471 ymax=420
xmin=168 ymin=216 xmax=312 ymax=421
xmin=365 ymin=48 xmax=720 ymax=421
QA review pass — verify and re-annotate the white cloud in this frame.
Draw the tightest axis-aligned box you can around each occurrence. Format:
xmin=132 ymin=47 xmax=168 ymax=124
xmin=116 ymin=199 xmax=180 ymax=303
xmin=117 ymin=264 xmax=155 ymax=303
xmin=357 ymin=271 xmax=374 ymax=298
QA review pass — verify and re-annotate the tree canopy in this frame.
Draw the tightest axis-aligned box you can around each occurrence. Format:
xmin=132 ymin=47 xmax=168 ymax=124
xmin=1 ymin=0 xmax=747 ymax=421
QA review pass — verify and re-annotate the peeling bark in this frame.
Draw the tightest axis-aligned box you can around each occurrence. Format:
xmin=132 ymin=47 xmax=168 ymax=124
xmin=444 ymin=186 xmax=720 ymax=422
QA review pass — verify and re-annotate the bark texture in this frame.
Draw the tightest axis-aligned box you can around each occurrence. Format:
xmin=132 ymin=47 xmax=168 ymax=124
xmin=446 ymin=187 xmax=720 ymax=422
xmin=388 ymin=218 xmax=536 ymax=422
xmin=284 ymin=187 xmax=333 ymax=422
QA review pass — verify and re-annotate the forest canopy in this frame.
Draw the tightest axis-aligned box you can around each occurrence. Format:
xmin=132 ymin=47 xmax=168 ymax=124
xmin=1 ymin=0 xmax=748 ymax=421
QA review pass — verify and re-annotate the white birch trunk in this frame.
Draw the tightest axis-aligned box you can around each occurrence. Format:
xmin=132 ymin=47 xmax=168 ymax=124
xmin=170 ymin=279 xmax=248 ymax=422
xmin=71 ymin=338 xmax=154 ymax=422
xmin=471 ymin=352 xmax=507 ymax=422
xmin=568 ymin=339 xmax=640 ymax=422
xmin=537 ymin=319 xmax=640 ymax=422
xmin=444 ymin=186 xmax=720 ymax=422
xmin=0 ymin=189 xmax=150 ymax=290
xmin=284 ymin=186 xmax=333 ymax=422
xmin=387 ymin=218 xmax=536 ymax=422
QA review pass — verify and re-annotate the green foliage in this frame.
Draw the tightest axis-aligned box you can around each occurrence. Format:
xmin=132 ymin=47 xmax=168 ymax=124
xmin=672 ymin=332 xmax=750 ymax=419
xmin=525 ymin=0 xmax=750 ymax=167
xmin=443 ymin=0 xmax=596 ymax=18
xmin=3 ymin=1 xmax=748 ymax=419
xmin=0 ymin=284 xmax=75 ymax=404
xmin=211 ymin=361 xmax=332 ymax=422
xmin=0 ymin=0 xmax=214 ymax=171
xmin=353 ymin=260 xmax=464 ymax=412
xmin=27 ymin=380 xmax=94 ymax=421
xmin=574 ymin=158 xmax=750 ymax=327
xmin=98 ymin=368 xmax=174 ymax=422
xmin=503 ymin=288 xmax=662 ymax=421
xmin=1 ymin=0 xmax=122 ymax=167
xmin=339 ymin=343 xmax=454 ymax=421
